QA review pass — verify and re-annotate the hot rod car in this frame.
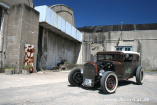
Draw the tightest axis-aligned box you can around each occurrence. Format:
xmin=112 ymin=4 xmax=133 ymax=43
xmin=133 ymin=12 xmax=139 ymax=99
xmin=68 ymin=51 xmax=144 ymax=94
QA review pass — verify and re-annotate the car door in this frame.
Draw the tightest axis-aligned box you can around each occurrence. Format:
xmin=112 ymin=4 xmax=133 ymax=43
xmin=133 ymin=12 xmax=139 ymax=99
xmin=123 ymin=54 xmax=133 ymax=78
xmin=130 ymin=54 xmax=140 ymax=77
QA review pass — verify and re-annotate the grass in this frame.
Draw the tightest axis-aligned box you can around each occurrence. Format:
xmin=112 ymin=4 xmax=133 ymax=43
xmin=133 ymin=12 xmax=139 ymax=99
xmin=5 ymin=65 xmax=14 ymax=70
xmin=144 ymin=69 xmax=157 ymax=72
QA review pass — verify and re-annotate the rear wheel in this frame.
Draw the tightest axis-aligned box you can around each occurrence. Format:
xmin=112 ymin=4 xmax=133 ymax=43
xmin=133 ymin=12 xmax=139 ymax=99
xmin=136 ymin=67 xmax=144 ymax=85
xmin=68 ymin=69 xmax=83 ymax=86
xmin=100 ymin=71 xmax=118 ymax=94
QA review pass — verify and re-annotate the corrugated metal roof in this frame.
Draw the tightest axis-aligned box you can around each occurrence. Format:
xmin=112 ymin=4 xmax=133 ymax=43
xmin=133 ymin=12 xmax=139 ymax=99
xmin=35 ymin=5 xmax=82 ymax=42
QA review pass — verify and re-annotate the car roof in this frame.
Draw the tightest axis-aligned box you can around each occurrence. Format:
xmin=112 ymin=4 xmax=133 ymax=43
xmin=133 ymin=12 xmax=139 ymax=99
xmin=97 ymin=51 xmax=140 ymax=55
xmin=122 ymin=51 xmax=140 ymax=55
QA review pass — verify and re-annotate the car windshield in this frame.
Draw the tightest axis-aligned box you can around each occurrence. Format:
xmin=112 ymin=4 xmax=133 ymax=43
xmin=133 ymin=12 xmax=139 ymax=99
xmin=97 ymin=54 xmax=122 ymax=62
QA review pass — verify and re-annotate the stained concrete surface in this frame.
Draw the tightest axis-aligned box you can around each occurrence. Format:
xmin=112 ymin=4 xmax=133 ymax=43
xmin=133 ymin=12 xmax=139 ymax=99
xmin=78 ymin=23 xmax=157 ymax=32
xmin=37 ymin=27 xmax=81 ymax=70
xmin=1 ymin=3 xmax=39 ymax=73
xmin=80 ymin=30 xmax=157 ymax=70
xmin=0 ymin=71 xmax=157 ymax=105
xmin=0 ymin=0 xmax=34 ymax=8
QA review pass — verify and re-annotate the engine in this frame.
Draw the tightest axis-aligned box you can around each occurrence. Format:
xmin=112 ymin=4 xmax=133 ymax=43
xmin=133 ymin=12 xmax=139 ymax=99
xmin=96 ymin=61 xmax=115 ymax=76
xmin=82 ymin=61 xmax=115 ymax=87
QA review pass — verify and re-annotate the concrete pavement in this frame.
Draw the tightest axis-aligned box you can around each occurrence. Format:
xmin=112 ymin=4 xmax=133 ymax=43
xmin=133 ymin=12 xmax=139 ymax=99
xmin=0 ymin=71 xmax=157 ymax=105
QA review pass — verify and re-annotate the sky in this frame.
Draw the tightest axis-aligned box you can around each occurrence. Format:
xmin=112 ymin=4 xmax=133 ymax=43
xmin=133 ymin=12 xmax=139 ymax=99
xmin=33 ymin=0 xmax=157 ymax=28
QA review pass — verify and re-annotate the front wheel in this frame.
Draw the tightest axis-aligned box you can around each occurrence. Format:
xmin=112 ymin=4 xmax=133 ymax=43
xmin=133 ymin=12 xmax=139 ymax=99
xmin=136 ymin=67 xmax=144 ymax=85
xmin=100 ymin=71 xmax=118 ymax=94
xmin=68 ymin=68 xmax=83 ymax=86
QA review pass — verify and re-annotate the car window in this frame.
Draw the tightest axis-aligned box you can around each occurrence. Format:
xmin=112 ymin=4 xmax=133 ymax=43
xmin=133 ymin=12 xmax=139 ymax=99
xmin=97 ymin=55 xmax=113 ymax=60
xmin=97 ymin=54 xmax=122 ymax=62
xmin=104 ymin=55 xmax=113 ymax=60
xmin=124 ymin=54 xmax=133 ymax=62
xmin=98 ymin=55 xmax=105 ymax=60
xmin=133 ymin=55 xmax=139 ymax=62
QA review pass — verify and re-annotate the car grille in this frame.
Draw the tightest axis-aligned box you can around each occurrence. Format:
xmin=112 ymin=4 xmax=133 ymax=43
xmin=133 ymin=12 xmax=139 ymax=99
xmin=83 ymin=63 xmax=95 ymax=87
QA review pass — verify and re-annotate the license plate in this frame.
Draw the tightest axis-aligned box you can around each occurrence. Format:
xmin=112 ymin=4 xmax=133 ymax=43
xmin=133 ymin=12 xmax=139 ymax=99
xmin=83 ymin=78 xmax=92 ymax=87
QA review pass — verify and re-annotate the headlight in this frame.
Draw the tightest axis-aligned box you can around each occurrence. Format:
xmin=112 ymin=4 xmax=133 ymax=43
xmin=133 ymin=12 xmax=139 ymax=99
xmin=99 ymin=69 xmax=105 ymax=76
xmin=107 ymin=63 xmax=112 ymax=68
xmin=81 ymin=69 xmax=83 ymax=74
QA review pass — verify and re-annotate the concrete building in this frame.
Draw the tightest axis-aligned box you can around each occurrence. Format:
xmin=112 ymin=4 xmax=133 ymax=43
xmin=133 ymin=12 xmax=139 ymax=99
xmin=0 ymin=0 xmax=38 ymax=73
xmin=35 ymin=5 xmax=82 ymax=70
xmin=78 ymin=24 xmax=157 ymax=70
xmin=0 ymin=0 xmax=156 ymax=73
xmin=0 ymin=0 xmax=39 ymax=73
xmin=0 ymin=1 xmax=83 ymax=73
xmin=50 ymin=4 xmax=75 ymax=26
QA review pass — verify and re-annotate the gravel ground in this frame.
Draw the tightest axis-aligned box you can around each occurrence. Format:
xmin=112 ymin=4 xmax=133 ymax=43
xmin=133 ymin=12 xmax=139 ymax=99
xmin=0 ymin=71 xmax=157 ymax=105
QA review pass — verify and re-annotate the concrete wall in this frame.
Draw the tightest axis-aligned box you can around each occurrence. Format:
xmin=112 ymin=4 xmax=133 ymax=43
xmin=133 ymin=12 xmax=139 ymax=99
xmin=18 ymin=4 xmax=39 ymax=73
xmin=1 ymin=3 xmax=39 ymax=73
xmin=0 ymin=0 xmax=34 ymax=8
xmin=50 ymin=4 xmax=75 ymax=26
xmin=37 ymin=27 xmax=81 ymax=70
xmin=78 ymin=23 xmax=157 ymax=32
xmin=0 ymin=6 xmax=7 ymax=72
xmin=80 ymin=30 xmax=157 ymax=70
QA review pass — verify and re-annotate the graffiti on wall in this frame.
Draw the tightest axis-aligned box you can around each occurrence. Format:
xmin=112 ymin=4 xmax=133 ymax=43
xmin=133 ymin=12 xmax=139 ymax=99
xmin=24 ymin=44 xmax=34 ymax=73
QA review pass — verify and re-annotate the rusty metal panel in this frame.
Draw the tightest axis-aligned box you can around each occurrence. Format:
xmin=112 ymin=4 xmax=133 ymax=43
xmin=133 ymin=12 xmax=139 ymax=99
xmin=24 ymin=44 xmax=34 ymax=73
